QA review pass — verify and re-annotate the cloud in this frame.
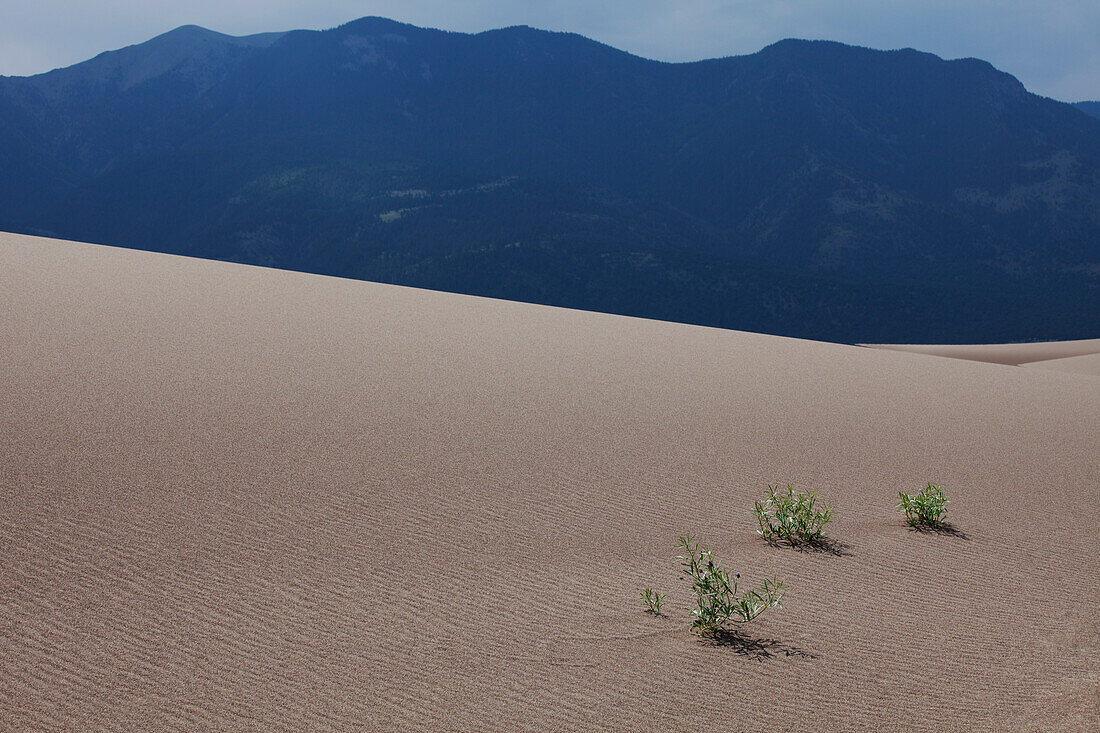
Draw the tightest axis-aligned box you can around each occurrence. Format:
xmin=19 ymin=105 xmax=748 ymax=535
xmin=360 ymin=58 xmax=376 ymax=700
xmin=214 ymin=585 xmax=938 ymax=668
xmin=1 ymin=1 xmax=1096 ymax=101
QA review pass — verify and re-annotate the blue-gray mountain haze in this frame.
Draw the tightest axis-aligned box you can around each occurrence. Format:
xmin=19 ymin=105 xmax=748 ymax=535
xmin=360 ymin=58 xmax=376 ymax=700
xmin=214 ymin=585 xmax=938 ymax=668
xmin=2 ymin=17 xmax=1099 ymax=342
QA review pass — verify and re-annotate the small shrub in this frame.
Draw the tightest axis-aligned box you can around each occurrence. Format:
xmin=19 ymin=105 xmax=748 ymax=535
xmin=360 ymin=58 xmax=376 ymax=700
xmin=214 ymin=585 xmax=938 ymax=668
xmin=674 ymin=535 xmax=785 ymax=634
xmin=753 ymin=484 xmax=834 ymax=545
xmin=898 ymin=483 xmax=949 ymax=527
xmin=640 ymin=587 xmax=665 ymax=615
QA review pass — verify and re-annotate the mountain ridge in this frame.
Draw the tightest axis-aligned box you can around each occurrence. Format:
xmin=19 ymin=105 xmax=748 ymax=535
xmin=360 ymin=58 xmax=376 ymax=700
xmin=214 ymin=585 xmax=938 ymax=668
xmin=1 ymin=18 xmax=1098 ymax=342
xmin=19 ymin=24 xmax=286 ymax=94
xmin=1077 ymin=101 xmax=1100 ymax=119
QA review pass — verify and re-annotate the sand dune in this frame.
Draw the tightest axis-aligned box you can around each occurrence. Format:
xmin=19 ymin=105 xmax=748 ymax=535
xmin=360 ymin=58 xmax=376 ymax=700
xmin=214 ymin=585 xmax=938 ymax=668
xmin=1 ymin=231 xmax=1097 ymax=731
xmin=1020 ymin=352 xmax=1100 ymax=377
xmin=863 ymin=339 xmax=1100 ymax=366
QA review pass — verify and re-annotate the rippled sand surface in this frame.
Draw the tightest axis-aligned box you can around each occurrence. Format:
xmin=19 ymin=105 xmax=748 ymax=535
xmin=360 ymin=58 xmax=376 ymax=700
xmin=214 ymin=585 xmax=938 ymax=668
xmin=3 ymin=232 xmax=1097 ymax=731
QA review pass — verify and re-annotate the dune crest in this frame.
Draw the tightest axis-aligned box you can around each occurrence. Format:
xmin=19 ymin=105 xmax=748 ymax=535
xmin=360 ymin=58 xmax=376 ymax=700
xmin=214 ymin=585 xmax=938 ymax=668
xmin=863 ymin=339 xmax=1100 ymax=367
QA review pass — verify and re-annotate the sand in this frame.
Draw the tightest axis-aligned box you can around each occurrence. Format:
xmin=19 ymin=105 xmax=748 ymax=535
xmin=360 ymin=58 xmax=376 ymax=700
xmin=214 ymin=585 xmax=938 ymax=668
xmin=1020 ymin=352 xmax=1100 ymax=377
xmin=863 ymin=339 xmax=1100 ymax=366
xmin=2 ymin=231 xmax=1098 ymax=731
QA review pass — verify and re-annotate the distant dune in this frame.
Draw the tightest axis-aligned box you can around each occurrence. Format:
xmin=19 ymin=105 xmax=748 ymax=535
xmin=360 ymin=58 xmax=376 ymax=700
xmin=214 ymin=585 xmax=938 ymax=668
xmin=863 ymin=339 xmax=1100 ymax=368
xmin=1020 ymin=352 xmax=1100 ymax=376
xmin=2 ymin=232 xmax=1097 ymax=731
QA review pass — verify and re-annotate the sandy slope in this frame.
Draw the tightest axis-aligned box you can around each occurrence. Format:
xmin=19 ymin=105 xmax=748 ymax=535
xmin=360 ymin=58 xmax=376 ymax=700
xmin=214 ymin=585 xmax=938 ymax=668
xmin=1 ymin=232 xmax=1097 ymax=732
xmin=1020 ymin=352 xmax=1100 ymax=377
xmin=862 ymin=339 xmax=1100 ymax=366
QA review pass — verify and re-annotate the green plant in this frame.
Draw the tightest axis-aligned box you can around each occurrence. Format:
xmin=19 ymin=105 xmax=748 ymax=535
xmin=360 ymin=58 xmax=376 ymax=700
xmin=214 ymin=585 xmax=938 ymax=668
xmin=898 ymin=483 xmax=949 ymax=527
xmin=640 ymin=587 xmax=665 ymax=615
xmin=674 ymin=535 xmax=785 ymax=634
xmin=753 ymin=484 xmax=834 ymax=545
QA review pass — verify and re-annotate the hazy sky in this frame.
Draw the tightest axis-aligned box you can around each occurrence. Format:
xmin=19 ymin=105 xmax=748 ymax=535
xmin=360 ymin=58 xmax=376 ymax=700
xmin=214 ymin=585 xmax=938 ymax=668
xmin=1 ymin=1 xmax=1097 ymax=101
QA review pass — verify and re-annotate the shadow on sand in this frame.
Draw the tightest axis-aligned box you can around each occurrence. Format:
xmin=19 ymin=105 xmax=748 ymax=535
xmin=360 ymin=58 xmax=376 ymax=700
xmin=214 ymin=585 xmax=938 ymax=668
xmin=764 ymin=536 xmax=853 ymax=557
xmin=906 ymin=522 xmax=970 ymax=540
xmin=699 ymin=628 xmax=816 ymax=661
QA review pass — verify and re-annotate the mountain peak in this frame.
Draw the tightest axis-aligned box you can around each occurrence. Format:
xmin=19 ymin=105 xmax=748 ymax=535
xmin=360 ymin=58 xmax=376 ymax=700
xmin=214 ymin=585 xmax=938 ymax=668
xmin=20 ymin=22 xmax=285 ymax=93
xmin=336 ymin=16 xmax=434 ymax=36
xmin=161 ymin=24 xmax=219 ymax=39
xmin=757 ymin=38 xmax=940 ymax=63
xmin=152 ymin=24 xmax=285 ymax=49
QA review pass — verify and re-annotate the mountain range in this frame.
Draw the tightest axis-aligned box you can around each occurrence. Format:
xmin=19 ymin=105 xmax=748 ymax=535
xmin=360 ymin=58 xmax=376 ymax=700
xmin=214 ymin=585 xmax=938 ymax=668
xmin=2 ymin=17 xmax=1099 ymax=342
xmin=1076 ymin=101 xmax=1100 ymax=119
